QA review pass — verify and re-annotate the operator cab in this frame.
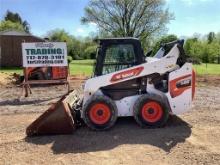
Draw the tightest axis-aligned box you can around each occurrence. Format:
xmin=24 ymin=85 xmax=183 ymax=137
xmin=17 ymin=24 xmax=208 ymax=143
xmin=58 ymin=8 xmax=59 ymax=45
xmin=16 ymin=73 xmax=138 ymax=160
xmin=93 ymin=38 xmax=186 ymax=77
xmin=94 ymin=38 xmax=145 ymax=76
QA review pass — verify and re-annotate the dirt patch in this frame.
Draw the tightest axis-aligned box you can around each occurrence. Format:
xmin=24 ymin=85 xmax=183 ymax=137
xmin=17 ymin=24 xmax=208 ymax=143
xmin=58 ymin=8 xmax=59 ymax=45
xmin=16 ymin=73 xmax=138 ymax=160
xmin=0 ymin=72 xmax=17 ymax=86
xmin=0 ymin=75 xmax=220 ymax=165
xmin=196 ymin=74 xmax=220 ymax=86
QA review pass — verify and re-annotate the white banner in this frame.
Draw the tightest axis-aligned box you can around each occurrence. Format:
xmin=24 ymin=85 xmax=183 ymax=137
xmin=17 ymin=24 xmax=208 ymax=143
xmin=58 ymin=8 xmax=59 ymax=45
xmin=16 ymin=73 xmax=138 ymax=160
xmin=22 ymin=42 xmax=68 ymax=67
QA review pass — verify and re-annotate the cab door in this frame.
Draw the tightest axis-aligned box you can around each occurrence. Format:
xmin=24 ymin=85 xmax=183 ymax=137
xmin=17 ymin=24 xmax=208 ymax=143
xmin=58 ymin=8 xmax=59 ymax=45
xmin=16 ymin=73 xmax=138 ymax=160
xmin=94 ymin=39 xmax=144 ymax=76
xmin=101 ymin=44 xmax=138 ymax=75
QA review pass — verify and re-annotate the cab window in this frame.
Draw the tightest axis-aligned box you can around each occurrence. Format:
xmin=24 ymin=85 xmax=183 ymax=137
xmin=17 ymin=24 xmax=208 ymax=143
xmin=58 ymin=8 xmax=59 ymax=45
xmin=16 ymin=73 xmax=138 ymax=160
xmin=102 ymin=44 xmax=136 ymax=75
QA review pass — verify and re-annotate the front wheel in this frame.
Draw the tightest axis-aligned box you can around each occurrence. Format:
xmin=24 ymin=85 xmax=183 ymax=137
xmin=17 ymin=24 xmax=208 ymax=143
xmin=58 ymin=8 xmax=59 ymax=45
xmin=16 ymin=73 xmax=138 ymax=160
xmin=82 ymin=95 xmax=118 ymax=131
xmin=133 ymin=94 xmax=169 ymax=128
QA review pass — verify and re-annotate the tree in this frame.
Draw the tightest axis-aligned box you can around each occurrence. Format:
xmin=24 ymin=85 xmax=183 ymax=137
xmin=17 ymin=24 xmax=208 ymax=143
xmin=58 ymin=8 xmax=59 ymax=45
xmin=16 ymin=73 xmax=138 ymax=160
xmin=178 ymin=32 xmax=220 ymax=64
xmin=190 ymin=41 xmax=205 ymax=62
xmin=4 ymin=10 xmax=30 ymax=33
xmin=0 ymin=20 xmax=25 ymax=32
xmin=184 ymin=38 xmax=207 ymax=63
xmin=83 ymin=45 xmax=97 ymax=59
xmin=216 ymin=32 xmax=220 ymax=43
xmin=184 ymin=38 xmax=198 ymax=56
xmin=47 ymin=29 xmax=72 ymax=42
xmin=5 ymin=11 xmax=22 ymax=23
xmin=206 ymin=41 xmax=220 ymax=63
xmin=46 ymin=29 xmax=78 ymax=58
xmin=207 ymin=32 xmax=215 ymax=44
xmin=152 ymin=34 xmax=177 ymax=55
xmin=46 ymin=29 xmax=97 ymax=60
xmin=81 ymin=0 xmax=173 ymax=40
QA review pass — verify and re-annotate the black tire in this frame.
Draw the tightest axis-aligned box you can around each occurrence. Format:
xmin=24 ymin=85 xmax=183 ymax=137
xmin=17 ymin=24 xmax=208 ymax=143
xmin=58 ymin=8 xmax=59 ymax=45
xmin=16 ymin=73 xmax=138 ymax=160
xmin=82 ymin=95 xmax=118 ymax=131
xmin=133 ymin=94 xmax=169 ymax=128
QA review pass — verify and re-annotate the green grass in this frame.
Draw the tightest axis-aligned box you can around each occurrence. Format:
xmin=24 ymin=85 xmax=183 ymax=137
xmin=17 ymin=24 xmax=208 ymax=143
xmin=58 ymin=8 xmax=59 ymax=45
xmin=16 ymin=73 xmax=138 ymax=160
xmin=69 ymin=59 xmax=95 ymax=76
xmin=1 ymin=61 xmax=219 ymax=76
xmin=0 ymin=64 xmax=93 ymax=76
xmin=69 ymin=63 xmax=93 ymax=76
xmin=193 ymin=63 xmax=220 ymax=75
xmin=0 ymin=67 xmax=23 ymax=74
xmin=70 ymin=59 xmax=95 ymax=65
xmin=70 ymin=62 xmax=220 ymax=76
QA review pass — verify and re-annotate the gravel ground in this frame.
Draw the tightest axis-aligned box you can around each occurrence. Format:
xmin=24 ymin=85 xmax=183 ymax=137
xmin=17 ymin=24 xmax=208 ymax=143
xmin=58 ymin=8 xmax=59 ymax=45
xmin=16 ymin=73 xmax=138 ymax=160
xmin=0 ymin=76 xmax=219 ymax=165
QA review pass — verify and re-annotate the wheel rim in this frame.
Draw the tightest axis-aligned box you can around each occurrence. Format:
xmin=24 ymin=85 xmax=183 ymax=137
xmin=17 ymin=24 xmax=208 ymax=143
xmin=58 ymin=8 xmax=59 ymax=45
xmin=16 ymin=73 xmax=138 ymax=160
xmin=89 ymin=103 xmax=111 ymax=125
xmin=141 ymin=101 xmax=163 ymax=123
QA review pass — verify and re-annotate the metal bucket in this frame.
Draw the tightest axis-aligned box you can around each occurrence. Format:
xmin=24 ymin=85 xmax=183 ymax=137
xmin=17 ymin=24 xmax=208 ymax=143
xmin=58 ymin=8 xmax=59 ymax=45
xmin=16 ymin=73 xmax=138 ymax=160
xmin=26 ymin=90 xmax=82 ymax=136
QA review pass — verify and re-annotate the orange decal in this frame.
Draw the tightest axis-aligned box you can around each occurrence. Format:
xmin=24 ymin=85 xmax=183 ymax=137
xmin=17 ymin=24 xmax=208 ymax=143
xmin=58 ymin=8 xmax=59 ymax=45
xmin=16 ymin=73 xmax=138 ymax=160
xmin=170 ymin=74 xmax=192 ymax=98
xmin=110 ymin=66 xmax=144 ymax=82
xmin=192 ymin=69 xmax=196 ymax=100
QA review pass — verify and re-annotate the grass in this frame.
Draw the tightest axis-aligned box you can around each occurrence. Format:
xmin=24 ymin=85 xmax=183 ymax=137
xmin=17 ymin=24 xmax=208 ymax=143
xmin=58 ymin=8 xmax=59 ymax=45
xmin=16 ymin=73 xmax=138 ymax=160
xmin=0 ymin=61 xmax=94 ymax=76
xmin=69 ymin=63 xmax=93 ymax=76
xmin=1 ymin=61 xmax=219 ymax=76
xmin=70 ymin=59 xmax=95 ymax=65
xmin=0 ymin=67 xmax=23 ymax=74
xmin=193 ymin=63 xmax=220 ymax=75
xmin=69 ymin=59 xmax=95 ymax=76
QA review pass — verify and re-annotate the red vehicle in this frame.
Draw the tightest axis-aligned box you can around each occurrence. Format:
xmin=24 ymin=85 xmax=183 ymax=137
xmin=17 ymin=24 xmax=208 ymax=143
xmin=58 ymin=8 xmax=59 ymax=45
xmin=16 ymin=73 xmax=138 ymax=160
xmin=26 ymin=66 xmax=68 ymax=80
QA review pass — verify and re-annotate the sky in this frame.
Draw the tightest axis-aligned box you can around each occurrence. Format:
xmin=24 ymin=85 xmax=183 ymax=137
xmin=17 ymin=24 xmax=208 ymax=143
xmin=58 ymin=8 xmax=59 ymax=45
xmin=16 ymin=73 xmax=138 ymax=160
xmin=0 ymin=0 xmax=220 ymax=38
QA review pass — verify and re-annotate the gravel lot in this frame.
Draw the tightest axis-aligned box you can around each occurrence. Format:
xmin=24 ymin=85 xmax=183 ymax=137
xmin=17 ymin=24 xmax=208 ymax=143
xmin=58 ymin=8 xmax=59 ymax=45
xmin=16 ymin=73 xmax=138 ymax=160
xmin=0 ymin=75 xmax=220 ymax=165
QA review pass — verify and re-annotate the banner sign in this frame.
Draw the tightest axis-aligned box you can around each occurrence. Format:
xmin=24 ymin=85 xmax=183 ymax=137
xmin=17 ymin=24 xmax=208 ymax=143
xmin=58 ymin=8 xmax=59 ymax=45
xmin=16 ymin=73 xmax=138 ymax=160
xmin=22 ymin=42 xmax=68 ymax=67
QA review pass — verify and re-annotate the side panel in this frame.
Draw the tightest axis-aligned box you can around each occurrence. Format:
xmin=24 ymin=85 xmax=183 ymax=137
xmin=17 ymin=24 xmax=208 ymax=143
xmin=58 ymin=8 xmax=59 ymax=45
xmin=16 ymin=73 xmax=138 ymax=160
xmin=166 ymin=63 xmax=194 ymax=115
xmin=115 ymin=83 xmax=168 ymax=117
xmin=115 ymin=95 xmax=141 ymax=116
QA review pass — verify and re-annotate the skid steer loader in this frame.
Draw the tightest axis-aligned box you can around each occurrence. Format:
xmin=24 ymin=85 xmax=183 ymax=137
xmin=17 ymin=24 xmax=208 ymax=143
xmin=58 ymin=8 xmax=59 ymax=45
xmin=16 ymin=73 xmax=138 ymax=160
xmin=26 ymin=38 xmax=195 ymax=136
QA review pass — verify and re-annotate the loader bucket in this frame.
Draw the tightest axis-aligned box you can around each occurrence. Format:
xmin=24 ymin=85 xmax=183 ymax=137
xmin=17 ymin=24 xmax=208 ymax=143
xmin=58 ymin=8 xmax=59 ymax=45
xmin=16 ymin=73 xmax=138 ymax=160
xmin=26 ymin=90 xmax=82 ymax=136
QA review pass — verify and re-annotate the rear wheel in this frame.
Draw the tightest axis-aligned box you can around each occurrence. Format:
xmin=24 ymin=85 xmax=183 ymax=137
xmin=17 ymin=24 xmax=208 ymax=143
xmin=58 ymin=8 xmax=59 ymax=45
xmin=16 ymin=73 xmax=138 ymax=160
xmin=82 ymin=95 xmax=118 ymax=130
xmin=133 ymin=94 xmax=169 ymax=128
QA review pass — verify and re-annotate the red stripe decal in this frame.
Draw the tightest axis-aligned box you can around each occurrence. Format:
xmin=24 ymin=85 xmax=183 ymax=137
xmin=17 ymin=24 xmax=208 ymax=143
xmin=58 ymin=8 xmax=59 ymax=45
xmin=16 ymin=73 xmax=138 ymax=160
xmin=192 ymin=69 xmax=196 ymax=100
xmin=110 ymin=66 xmax=144 ymax=83
xmin=170 ymin=74 xmax=192 ymax=98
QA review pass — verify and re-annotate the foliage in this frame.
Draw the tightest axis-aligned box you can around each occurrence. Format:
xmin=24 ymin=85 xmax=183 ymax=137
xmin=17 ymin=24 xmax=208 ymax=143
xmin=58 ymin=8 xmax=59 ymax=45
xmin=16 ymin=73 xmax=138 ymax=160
xmin=82 ymin=0 xmax=173 ymax=41
xmin=184 ymin=32 xmax=220 ymax=63
xmin=67 ymin=56 xmax=73 ymax=63
xmin=152 ymin=34 xmax=178 ymax=55
xmin=83 ymin=45 xmax=97 ymax=59
xmin=0 ymin=20 xmax=25 ymax=32
xmin=3 ymin=10 xmax=30 ymax=33
xmin=206 ymin=41 xmax=220 ymax=63
xmin=46 ymin=29 xmax=97 ymax=60
xmin=47 ymin=29 xmax=75 ymax=58
xmin=207 ymin=32 xmax=215 ymax=44
xmin=184 ymin=38 xmax=204 ymax=61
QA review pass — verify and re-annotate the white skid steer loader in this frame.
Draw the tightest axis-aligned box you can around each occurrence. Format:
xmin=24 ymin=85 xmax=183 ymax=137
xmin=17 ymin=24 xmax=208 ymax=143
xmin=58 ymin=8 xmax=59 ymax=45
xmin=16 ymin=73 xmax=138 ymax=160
xmin=26 ymin=38 xmax=195 ymax=136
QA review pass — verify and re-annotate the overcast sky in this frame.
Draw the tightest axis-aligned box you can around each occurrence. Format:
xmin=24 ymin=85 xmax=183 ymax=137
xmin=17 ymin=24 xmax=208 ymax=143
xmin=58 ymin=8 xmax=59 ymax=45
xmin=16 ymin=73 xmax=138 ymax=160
xmin=1 ymin=0 xmax=220 ymax=37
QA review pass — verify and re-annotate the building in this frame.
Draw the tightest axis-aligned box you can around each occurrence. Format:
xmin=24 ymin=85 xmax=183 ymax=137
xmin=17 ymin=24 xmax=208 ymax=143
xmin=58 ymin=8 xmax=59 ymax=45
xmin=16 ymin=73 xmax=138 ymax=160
xmin=0 ymin=30 xmax=45 ymax=67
